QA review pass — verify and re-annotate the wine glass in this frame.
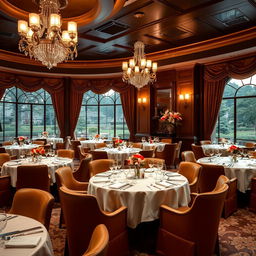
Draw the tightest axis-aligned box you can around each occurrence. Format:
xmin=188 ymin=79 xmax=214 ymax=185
xmin=148 ymin=160 xmax=154 ymax=169
xmin=0 ymin=213 xmax=7 ymax=248
xmin=141 ymin=137 xmax=146 ymax=143
xmin=208 ymin=148 xmax=215 ymax=162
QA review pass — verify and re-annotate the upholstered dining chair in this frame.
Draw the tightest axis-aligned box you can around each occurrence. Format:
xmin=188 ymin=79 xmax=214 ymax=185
xmin=82 ymin=224 xmax=109 ymax=256
xmin=191 ymin=144 xmax=206 ymax=160
xmin=9 ymin=188 xmax=54 ymax=230
xmin=71 ymin=140 xmax=81 ymax=159
xmin=0 ymin=175 xmax=11 ymax=207
xmin=0 ymin=147 xmax=6 ymax=153
xmin=143 ymin=158 xmax=165 ymax=168
xmin=59 ymin=186 xmax=128 ymax=256
xmin=155 ymin=143 xmax=177 ymax=169
xmin=181 ymin=151 xmax=197 ymax=163
xmin=156 ymin=179 xmax=228 ymax=256
xmin=178 ymin=162 xmax=201 ymax=193
xmin=249 ymin=177 xmax=256 ymax=213
xmin=200 ymin=140 xmax=211 ymax=145
xmin=78 ymin=145 xmax=90 ymax=161
xmin=2 ymin=141 xmax=12 ymax=146
xmin=56 ymin=142 xmax=65 ymax=151
xmin=89 ymin=159 xmax=115 ymax=177
xmin=57 ymin=149 xmax=75 ymax=159
xmin=91 ymin=151 xmax=108 ymax=160
xmin=244 ymin=142 xmax=255 ymax=148
xmin=160 ymin=138 xmax=172 ymax=143
xmin=95 ymin=143 xmax=107 ymax=149
xmin=132 ymin=142 xmax=142 ymax=149
xmin=73 ymin=154 xmax=92 ymax=182
xmin=32 ymin=140 xmax=45 ymax=146
xmin=139 ymin=149 xmax=154 ymax=158
xmin=248 ymin=151 xmax=256 ymax=158
xmin=16 ymin=165 xmax=50 ymax=192
xmin=0 ymin=153 xmax=11 ymax=168
xmin=33 ymin=139 xmax=47 ymax=145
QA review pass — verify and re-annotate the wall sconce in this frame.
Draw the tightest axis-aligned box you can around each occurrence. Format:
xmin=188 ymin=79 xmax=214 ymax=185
xmin=179 ymin=93 xmax=190 ymax=108
xmin=138 ymin=97 xmax=147 ymax=104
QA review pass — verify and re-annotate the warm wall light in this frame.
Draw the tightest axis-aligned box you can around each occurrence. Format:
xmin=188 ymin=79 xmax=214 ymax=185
xmin=138 ymin=97 xmax=147 ymax=104
xmin=179 ymin=94 xmax=190 ymax=107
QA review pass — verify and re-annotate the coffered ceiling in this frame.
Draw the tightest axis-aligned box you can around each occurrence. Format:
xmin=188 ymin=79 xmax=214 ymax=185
xmin=0 ymin=0 xmax=256 ymax=74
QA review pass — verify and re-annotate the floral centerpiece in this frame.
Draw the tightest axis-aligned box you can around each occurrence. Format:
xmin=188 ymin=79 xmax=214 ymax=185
xmin=18 ymin=136 xmax=27 ymax=145
xmin=227 ymin=145 xmax=240 ymax=162
xmin=160 ymin=110 xmax=182 ymax=134
xmin=94 ymin=134 xmax=100 ymax=140
xmin=115 ymin=139 xmax=123 ymax=148
xmin=127 ymin=154 xmax=145 ymax=179
xmin=31 ymin=147 xmax=45 ymax=162
xmin=42 ymin=131 xmax=49 ymax=138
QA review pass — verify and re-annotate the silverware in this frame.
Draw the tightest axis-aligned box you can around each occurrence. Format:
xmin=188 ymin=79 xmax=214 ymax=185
xmin=5 ymin=230 xmax=44 ymax=240
xmin=0 ymin=226 xmax=42 ymax=238
xmin=7 ymin=215 xmax=18 ymax=221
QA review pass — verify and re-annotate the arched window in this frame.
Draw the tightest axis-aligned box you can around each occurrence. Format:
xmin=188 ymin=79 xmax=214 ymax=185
xmin=215 ymin=74 xmax=256 ymax=143
xmin=75 ymin=90 xmax=129 ymax=138
xmin=0 ymin=87 xmax=59 ymax=141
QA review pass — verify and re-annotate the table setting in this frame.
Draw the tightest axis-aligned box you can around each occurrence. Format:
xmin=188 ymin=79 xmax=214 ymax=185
xmin=88 ymin=167 xmax=190 ymax=228
xmin=3 ymin=144 xmax=40 ymax=159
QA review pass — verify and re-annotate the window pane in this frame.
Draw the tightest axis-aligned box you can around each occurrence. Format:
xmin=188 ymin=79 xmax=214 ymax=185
xmin=18 ymin=104 xmax=30 ymax=137
xmin=100 ymin=96 xmax=113 ymax=104
xmin=76 ymin=107 xmax=86 ymax=137
xmin=32 ymin=105 xmax=44 ymax=138
xmin=100 ymin=105 xmax=114 ymax=138
xmin=87 ymin=106 xmax=98 ymax=136
xmin=0 ymin=103 xmax=3 ymax=141
xmin=46 ymin=105 xmax=58 ymax=135
xmin=236 ymin=98 xmax=256 ymax=141
xmin=223 ymin=84 xmax=236 ymax=97
xmin=218 ymin=99 xmax=234 ymax=142
xmin=236 ymin=85 xmax=256 ymax=97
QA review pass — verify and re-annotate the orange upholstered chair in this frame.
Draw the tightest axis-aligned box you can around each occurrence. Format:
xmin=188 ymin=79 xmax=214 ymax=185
xmin=57 ymin=149 xmax=74 ymax=159
xmin=73 ymin=154 xmax=92 ymax=182
xmin=56 ymin=142 xmax=65 ymax=150
xmin=143 ymin=158 xmax=165 ymax=168
xmin=0 ymin=147 xmax=6 ymax=153
xmin=132 ymin=142 xmax=142 ymax=149
xmin=198 ymin=164 xmax=225 ymax=193
xmin=156 ymin=178 xmax=228 ymax=256
xmin=248 ymin=151 xmax=256 ymax=158
xmin=191 ymin=144 xmax=206 ymax=160
xmin=249 ymin=177 xmax=256 ymax=213
xmin=78 ymin=145 xmax=90 ymax=161
xmin=200 ymin=140 xmax=211 ymax=145
xmin=59 ymin=186 xmax=128 ymax=256
xmin=155 ymin=143 xmax=177 ymax=168
xmin=178 ymin=162 xmax=201 ymax=193
xmin=16 ymin=165 xmax=50 ymax=192
xmin=223 ymin=178 xmax=238 ymax=218
xmin=0 ymin=153 xmax=11 ymax=168
xmin=181 ymin=151 xmax=197 ymax=163
xmin=160 ymin=138 xmax=172 ymax=143
xmin=89 ymin=159 xmax=115 ymax=177
xmin=82 ymin=224 xmax=109 ymax=256
xmin=139 ymin=149 xmax=154 ymax=158
xmin=71 ymin=140 xmax=81 ymax=159
xmin=0 ymin=175 xmax=11 ymax=207
xmin=9 ymin=188 xmax=54 ymax=230
xmin=244 ymin=142 xmax=255 ymax=148
xmin=95 ymin=143 xmax=107 ymax=149
xmin=32 ymin=140 xmax=45 ymax=146
xmin=2 ymin=141 xmax=12 ymax=146
xmin=91 ymin=151 xmax=108 ymax=160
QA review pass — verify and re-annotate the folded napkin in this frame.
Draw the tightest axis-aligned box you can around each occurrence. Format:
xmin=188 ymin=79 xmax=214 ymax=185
xmin=247 ymin=163 xmax=256 ymax=167
xmin=165 ymin=172 xmax=180 ymax=177
xmin=95 ymin=172 xmax=112 ymax=177
xmin=7 ymin=162 xmax=19 ymax=166
xmin=155 ymin=181 xmax=173 ymax=188
xmin=56 ymin=157 xmax=69 ymax=161
xmin=5 ymin=236 xmax=41 ymax=248
xmin=167 ymin=177 xmax=185 ymax=182
xmin=109 ymin=182 xmax=128 ymax=189
xmin=92 ymin=178 xmax=110 ymax=183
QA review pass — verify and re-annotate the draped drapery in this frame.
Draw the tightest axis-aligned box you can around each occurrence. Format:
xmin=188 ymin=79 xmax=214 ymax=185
xmin=204 ymin=56 xmax=256 ymax=139
xmin=0 ymin=72 xmax=65 ymax=137
xmin=70 ymin=78 xmax=132 ymax=138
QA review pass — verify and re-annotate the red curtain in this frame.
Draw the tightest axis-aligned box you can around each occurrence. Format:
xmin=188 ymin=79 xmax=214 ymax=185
xmin=0 ymin=72 xmax=65 ymax=137
xmin=204 ymin=56 xmax=256 ymax=139
xmin=70 ymin=78 xmax=131 ymax=138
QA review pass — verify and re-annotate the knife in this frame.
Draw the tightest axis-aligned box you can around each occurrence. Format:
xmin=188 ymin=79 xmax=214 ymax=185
xmin=0 ymin=226 xmax=42 ymax=238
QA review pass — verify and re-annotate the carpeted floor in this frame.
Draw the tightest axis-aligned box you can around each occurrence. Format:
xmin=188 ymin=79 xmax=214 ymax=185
xmin=49 ymin=205 xmax=256 ymax=256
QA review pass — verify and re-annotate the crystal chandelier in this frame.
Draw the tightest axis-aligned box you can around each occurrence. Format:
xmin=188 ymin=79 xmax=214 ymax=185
xmin=122 ymin=41 xmax=157 ymax=89
xmin=17 ymin=0 xmax=78 ymax=69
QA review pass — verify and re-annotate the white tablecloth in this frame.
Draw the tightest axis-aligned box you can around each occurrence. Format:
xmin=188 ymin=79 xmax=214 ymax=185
xmin=94 ymin=148 xmax=141 ymax=166
xmin=88 ymin=170 xmax=190 ymax=228
xmin=197 ymin=156 xmax=256 ymax=193
xmin=4 ymin=144 xmax=40 ymax=159
xmin=80 ymin=139 xmax=106 ymax=150
xmin=46 ymin=138 xmax=63 ymax=149
xmin=1 ymin=157 xmax=74 ymax=187
xmin=142 ymin=142 xmax=167 ymax=152
xmin=202 ymin=144 xmax=245 ymax=156
xmin=0 ymin=215 xmax=54 ymax=256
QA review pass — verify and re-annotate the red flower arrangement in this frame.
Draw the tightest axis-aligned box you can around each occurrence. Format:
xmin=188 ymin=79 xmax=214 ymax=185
xmin=115 ymin=139 xmax=123 ymax=146
xmin=95 ymin=134 xmax=100 ymax=139
xmin=18 ymin=136 xmax=27 ymax=142
xmin=31 ymin=147 xmax=45 ymax=156
xmin=227 ymin=145 xmax=240 ymax=154
xmin=160 ymin=110 xmax=182 ymax=125
xmin=127 ymin=154 xmax=145 ymax=166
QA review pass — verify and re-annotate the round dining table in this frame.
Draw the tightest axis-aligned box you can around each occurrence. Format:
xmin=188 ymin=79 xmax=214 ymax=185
xmin=142 ymin=142 xmax=167 ymax=152
xmin=197 ymin=156 xmax=256 ymax=193
xmin=80 ymin=139 xmax=107 ymax=150
xmin=3 ymin=144 xmax=40 ymax=159
xmin=201 ymin=144 xmax=245 ymax=156
xmin=0 ymin=214 xmax=54 ymax=256
xmin=88 ymin=170 xmax=190 ymax=228
xmin=1 ymin=156 xmax=74 ymax=187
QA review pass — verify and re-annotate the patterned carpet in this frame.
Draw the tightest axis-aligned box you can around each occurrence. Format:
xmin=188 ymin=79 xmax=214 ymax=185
xmin=49 ymin=206 xmax=256 ymax=256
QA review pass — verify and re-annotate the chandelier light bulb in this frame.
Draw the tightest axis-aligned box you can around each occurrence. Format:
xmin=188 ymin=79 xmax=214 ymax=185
xmin=152 ymin=62 xmax=158 ymax=72
xmin=146 ymin=60 xmax=152 ymax=68
xmin=122 ymin=62 xmax=128 ymax=71
xmin=26 ymin=28 xmax=33 ymax=41
xmin=50 ymin=14 xmax=61 ymax=29
xmin=18 ymin=20 xmax=28 ymax=34
xmin=140 ymin=58 xmax=146 ymax=68
xmin=29 ymin=13 xmax=40 ymax=29
xmin=62 ymin=30 xmax=71 ymax=42
xmin=134 ymin=66 xmax=140 ymax=73
xmin=127 ymin=68 xmax=132 ymax=75
xmin=129 ymin=59 xmax=135 ymax=68
xmin=68 ymin=21 xmax=77 ymax=33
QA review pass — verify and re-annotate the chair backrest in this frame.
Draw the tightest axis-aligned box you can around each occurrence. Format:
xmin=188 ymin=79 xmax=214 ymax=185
xmin=245 ymin=142 xmax=255 ymax=148
xmin=57 ymin=149 xmax=74 ymax=159
xmin=32 ymin=140 xmax=45 ymax=145
xmin=73 ymin=154 xmax=92 ymax=182
xmin=56 ymin=142 xmax=65 ymax=150
xmin=2 ymin=141 xmax=12 ymax=146
xmin=132 ymin=142 xmax=142 ymax=149
xmin=155 ymin=143 xmax=177 ymax=168
xmin=82 ymin=224 xmax=109 ymax=256
xmin=0 ymin=175 xmax=11 ymax=207
xmin=248 ymin=151 xmax=256 ymax=158
xmin=191 ymin=144 xmax=205 ymax=160
xmin=56 ymin=166 xmax=78 ymax=190
xmin=178 ymin=162 xmax=201 ymax=193
xmin=89 ymin=159 xmax=115 ymax=177
xmin=78 ymin=137 xmax=87 ymax=141
xmin=0 ymin=147 xmax=7 ymax=153
xmin=139 ymin=150 xmax=154 ymax=158
xmin=9 ymin=188 xmax=54 ymax=230
xmin=160 ymin=138 xmax=172 ymax=143
xmin=249 ymin=177 xmax=256 ymax=212
xmin=143 ymin=158 xmax=165 ymax=168
xmin=0 ymin=153 xmax=11 ymax=167
xmin=16 ymin=165 xmax=50 ymax=191
xmin=71 ymin=140 xmax=81 ymax=159
xmin=198 ymin=163 xmax=225 ymax=192
xmin=91 ymin=151 xmax=108 ymax=160
xmin=95 ymin=143 xmax=107 ymax=149
xmin=181 ymin=151 xmax=197 ymax=163
xmin=34 ymin=139 xmax=47 ymax=145
xmin=59 ymin=186 xmax=127 ymax=256
xmin=200 ymin=140 xmax=211 ymax=145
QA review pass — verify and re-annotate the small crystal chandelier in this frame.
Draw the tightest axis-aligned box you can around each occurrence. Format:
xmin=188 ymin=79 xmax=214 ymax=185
xmin=17 ymin=0 xmax=78 ymax=69
xmin=122 ymin=41 xmax=157 ymax=89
